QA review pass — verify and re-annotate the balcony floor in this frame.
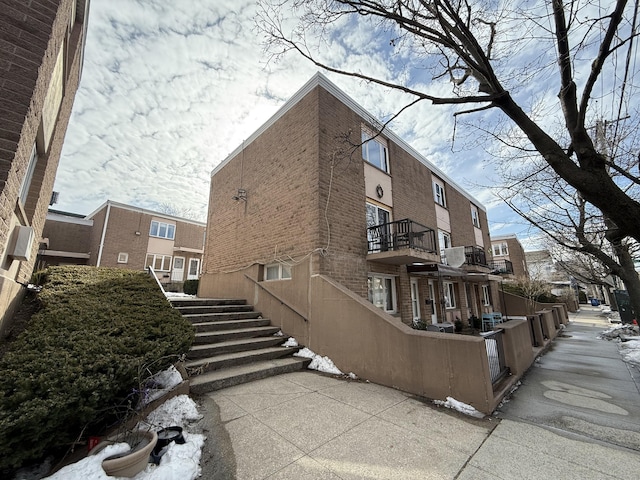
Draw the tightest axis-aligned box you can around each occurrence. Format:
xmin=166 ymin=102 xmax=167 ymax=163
xmin=367 ymin=248 xmax=439 ymax=265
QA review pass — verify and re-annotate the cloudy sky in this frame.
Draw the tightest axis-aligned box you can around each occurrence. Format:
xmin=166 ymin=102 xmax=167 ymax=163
xmin=56 ymin=0 xmax=574 ymax=243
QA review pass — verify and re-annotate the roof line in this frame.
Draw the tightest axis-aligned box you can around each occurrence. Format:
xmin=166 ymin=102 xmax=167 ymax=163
xmin=85 ymin=200 xmax=206 ymax=226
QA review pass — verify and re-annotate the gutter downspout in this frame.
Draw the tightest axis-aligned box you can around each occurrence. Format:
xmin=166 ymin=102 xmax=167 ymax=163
xmin=96 ymin=202 xmax=111 ymax=267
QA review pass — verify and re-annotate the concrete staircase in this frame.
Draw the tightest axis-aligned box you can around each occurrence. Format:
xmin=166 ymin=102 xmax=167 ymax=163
xmin=170 ymin=298 xmax=310 ymax=394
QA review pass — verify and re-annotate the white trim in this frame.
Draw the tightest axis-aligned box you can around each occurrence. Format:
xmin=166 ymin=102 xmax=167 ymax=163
xmin=117 ymin=252 xmax=129 ymax=264
xmin=96 ymin=201 xmax=111 ymax=267
xmin=211 ymin=72 xmax=487 ymax=211
xmin=46 ymin=211 xmax=93 ymax=226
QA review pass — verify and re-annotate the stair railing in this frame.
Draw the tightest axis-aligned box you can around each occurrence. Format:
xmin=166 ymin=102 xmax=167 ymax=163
xmin=244 ymin=274 xmax=308 ymax=322
xmin=148 ymin=266 xmax=166 ymax=295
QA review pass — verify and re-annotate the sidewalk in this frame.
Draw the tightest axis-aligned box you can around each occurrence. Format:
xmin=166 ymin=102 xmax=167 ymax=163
xmin=195 ymin=307 xmax=640 ymax=479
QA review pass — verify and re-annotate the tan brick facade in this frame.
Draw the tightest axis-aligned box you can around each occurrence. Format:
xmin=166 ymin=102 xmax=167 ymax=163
xmin=0 ymin=1 xmax=90 ymax=332
xmin=202 ymin=74 xmax=502 ymax=327
xmin=490 ymin=234 xmax=529 ymax=279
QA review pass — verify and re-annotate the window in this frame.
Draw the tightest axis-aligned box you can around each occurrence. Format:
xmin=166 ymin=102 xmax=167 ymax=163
xmin=362 ymin=128 xmax=389 ymax=173
xmin=368 ymin=274 xmax=396 ymax=313
xmin=187 ymin=258 xmax=200 ymax=280
xmin=149 ymin=220 xmax=175 ymax=240
xmin=471 ymin=205 xmax=480 ymax=228
xmin=482 ymin=285 xmax=491 ymax=306
xmin=438 ymin=230 xmax=451 ymax=263
xmin=444 ymin=281 xmax=456 ymax=309
xmin=493 ymin=243 xmax=508 ymax=256
xmin=366 ymin=202 xmax=391 ymax=250
xmin=433 ymin=177 xmax=446 ymax=207
xmin=19 ymin=144 xmax=38 ymax=205
xmin=145 ymin=254 xmax=172 ymax=271
xmin=117 ymin=252 xmax=129 ymax=264
xmin=264 ymin=263 xmax=292 ymax=281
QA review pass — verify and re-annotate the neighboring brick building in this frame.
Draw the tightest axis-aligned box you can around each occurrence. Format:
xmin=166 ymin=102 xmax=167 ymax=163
xmin=39 ymin=201 xmax=206 ymax=286
xmin=0 ymin=1 xmax=90 ymax=333
xmin=201 ymin=73 xmax=503 ymax=327
xmin=490 ymin=234 xmax=529 ymax=279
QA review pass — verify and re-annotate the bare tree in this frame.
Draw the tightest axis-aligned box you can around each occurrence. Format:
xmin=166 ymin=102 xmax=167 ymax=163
xmin=256 ymin=0 xmax=640 ymax=243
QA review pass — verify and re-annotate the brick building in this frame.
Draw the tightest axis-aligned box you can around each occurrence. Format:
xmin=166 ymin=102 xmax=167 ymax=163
xmin=39 ymin=201 xmax=206 ymax=286
xmin=201 ymin=73 xmax=503 ymax=326
xmin=490 ymin=234 xmax=529 ymax=279
xmin=0 ymin=0 xmax=90 ymax=333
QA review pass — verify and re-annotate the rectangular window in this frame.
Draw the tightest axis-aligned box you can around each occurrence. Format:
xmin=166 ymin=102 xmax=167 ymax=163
xmin=366 ymin=202 xmax=392 ymax=251
xmin=444 ymin=281 xmax=456 ymax=309
xmin=438 ymin=230 xmax=451 ymax=263
xmin=433 ymin=177 xmax=446 ymax=207
xmin=19 ymin=144 xmax=38 ymax=205
xmin=362 ymin=128 xmax=389 ymax=173
xmin=145 ymin=254 xmax=172 ymax=271
xmin=493 ymin=243 xmax=508 ymax=256
xmin=264 ymin=263 xmax=291 ymax=281
xmin=117 ymin=252 xmax=128 ymax=264
xmin=368 ymin=274 xmax=396 ymax=313
xmin=149 ymin=220 xmax=175 ymax=240
xmin=482 ymin=285 xmax=491 ymax=306
xmin=471 ymin=205 xmax=480 ymax=228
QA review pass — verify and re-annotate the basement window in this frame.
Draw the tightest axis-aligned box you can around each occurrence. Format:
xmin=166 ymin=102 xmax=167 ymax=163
xmin=264 ymin=263 xmax=292 ymax=281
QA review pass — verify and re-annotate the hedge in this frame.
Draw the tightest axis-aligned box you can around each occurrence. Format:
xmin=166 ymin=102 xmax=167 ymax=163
xmin=0 ymin=266 xmax=195 ymax=472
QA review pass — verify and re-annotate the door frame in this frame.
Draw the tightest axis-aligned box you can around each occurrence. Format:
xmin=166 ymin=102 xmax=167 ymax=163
xmin=410 ymin=277 xmax=421 ymax=322
xmin=171 ymin=256 xmax=185 ymax=282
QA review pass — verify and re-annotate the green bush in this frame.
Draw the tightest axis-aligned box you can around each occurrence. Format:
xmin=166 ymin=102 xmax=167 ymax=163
xmin=0 ymin=266 xmax=194 ymax=472
xmin=183 ymin=279 xmax=199 ymax=295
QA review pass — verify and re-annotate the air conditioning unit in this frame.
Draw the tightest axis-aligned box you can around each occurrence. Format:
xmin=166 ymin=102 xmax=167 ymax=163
xmin=10 ymin=225 xmax=35 ymax=261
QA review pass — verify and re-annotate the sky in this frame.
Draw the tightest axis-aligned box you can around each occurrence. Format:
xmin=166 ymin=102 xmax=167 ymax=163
xmin=54 ymin=0 xmax=599 ymax=247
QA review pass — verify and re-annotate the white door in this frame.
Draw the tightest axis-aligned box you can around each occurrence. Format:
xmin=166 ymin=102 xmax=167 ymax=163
xmin=428 ymin=280 xmax=438 ymax=323
xmin=187 ymin=258 xmax=200 ymax=280
xmin=171 ymin=256 xmax=185 ymax=281
xmin=410 ymin=278 xmax=421 ymax=322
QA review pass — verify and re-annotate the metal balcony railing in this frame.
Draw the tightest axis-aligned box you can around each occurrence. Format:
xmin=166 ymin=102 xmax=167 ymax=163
xmin=367 ymin=219 xmax=438 ymax=254
xmin=490 ymin=259 xmax=514 ymax=274
xmin=464 ymin=246 xmax=488 ymax=267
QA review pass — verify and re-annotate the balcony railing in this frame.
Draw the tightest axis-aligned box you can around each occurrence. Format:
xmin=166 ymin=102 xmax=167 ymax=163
xmin=490 ymin=259 xmax=514 ymax=274
xmin=464 ymin=246 xmax=488 ymax=267
xmin=367 ymin=219 xmax=437 ymax=254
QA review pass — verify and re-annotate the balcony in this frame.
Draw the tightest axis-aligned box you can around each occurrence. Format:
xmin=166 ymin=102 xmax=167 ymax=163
xmin=490 ymin=259 xmax=514 ymax=275
xmin=367 ymin=219 xmax=439 ymax=265
xmin=464 ymin=246 xmax=489 ymax=270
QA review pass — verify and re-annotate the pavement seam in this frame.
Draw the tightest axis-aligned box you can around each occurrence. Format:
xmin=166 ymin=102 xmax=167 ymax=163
xmin=452 ymin=417 xmax=502 ymax=480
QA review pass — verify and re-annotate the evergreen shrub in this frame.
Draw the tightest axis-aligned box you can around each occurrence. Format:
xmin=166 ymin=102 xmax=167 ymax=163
xmin=183 ymin=279 xmax=199 ymax=295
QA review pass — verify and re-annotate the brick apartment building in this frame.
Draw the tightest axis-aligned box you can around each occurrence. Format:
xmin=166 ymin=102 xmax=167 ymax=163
xmin=490 ymin=234 xmax=529 ymax=279
xmin=39 ymin=201 xmax=206 ymax=285
xmin=0 ymin=0 xmax=90 ymax=333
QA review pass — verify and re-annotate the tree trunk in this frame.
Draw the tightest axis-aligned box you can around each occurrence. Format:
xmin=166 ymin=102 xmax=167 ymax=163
xmin=613 ymin=245 xmax=640 ymax=324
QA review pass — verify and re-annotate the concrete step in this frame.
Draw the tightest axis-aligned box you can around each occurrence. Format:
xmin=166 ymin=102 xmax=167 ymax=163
xmin=169 ymin=298 xmax=247 ymax=308
xmin=184 ymin=311 xmax=263 ymax=322
xmin=188 ymin=336 xmax=285 ymax=359
xmin=193 ymin=318 xmax=273 ymax=333
xmin=193 ymin=326 xmax=281 ymax=344
xmin=175 ymin=304 xmax=255 ymax=315
xmin=185 ymin=346 xmax=300 ymax=374
xmin=189 ymin=357 xmax=312 ymax=394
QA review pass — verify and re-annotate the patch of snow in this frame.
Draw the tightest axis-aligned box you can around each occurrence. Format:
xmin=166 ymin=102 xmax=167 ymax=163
xmin=163 ymin=292 xmax=195 ymax=298
xmin=294 ymin=347 xmax=343 ymax=375
xmin=273 ymin=330 xmax=284 ymax=337
xmin=599 ymin=324 xmax=639 ymax=341
xmin=433 ymin=396 xmax=485 ymax=418
xmin=44 ymin=395 xmax=204 ymax=480
xmin=347 ymin=372 xmax=358 ymax=380
xmin=282 ymin=337 xmax=298 ymax=347
xmin=619 ymin=340 xmax=640 ymax=367
xmin=140 ymin=366 xmax=185 ymax=406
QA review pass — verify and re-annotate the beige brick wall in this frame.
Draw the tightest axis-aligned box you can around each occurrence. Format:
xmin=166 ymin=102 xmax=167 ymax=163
xmin=97 ymin=207 xmax=153 ymax=269
xmin=506 ymin=237 xmax=528 ymax=278
xmin=42 ymin=220 xmax=92 ymax=253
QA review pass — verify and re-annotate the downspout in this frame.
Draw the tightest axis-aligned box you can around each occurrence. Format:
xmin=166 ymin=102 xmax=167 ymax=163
xmin=96 ymin=202 xmax=111 ymax=267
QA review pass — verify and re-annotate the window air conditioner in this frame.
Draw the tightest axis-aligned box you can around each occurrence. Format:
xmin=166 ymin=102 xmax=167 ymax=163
xmin=11 ymin=225 xmax=35 ymax=261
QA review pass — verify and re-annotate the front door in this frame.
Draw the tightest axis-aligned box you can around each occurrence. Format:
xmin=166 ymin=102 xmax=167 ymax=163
xmin=428 ymin=280 xmax=438 ymax=323
xmin=410 ymin=278 xmax=421 ymax=322
xmin=171 ymin=256 xmax=185 ymax=281
xmin=187 ymin=258 xmax=200 ymax=280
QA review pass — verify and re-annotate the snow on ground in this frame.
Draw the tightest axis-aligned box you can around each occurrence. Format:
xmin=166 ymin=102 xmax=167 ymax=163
xmin=282 ymin=337 xmax=298 ymax=347
xmin=619 ymin=340 xmax=640 ymax=367
xmin=599 ymin=324 xmax=640 ymax=369
xmin=433 ymin=397 xmax=485 ymax=418
xmin=295 ymin=347 xmax=344 ymax=375
xmin=45 ymin=395 xmax=204 ymax=480
xmin=163 ymin=292 xmax=194 ymax=298
xmin=140 ymin=365 xmax=185 ymax=406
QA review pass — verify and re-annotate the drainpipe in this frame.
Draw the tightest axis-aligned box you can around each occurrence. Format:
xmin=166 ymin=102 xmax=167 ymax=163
xmin=96 ymin=202 xmax=111 ymax=267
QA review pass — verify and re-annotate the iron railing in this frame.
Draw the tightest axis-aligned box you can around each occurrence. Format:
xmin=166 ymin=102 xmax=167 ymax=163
xmin=484 ymin=329 xmax=509 ymax=385
xmin=367 ymin=219 xmax=438 ymax=254
xmin=464 ymin=246 xmax=488 ymax=267
xmin=490 ymin=259 xmax=514 ymax=274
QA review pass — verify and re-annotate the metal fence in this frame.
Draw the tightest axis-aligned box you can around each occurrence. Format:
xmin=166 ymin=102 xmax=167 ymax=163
xmin=484 ymin=329 xmax=509 ymax=384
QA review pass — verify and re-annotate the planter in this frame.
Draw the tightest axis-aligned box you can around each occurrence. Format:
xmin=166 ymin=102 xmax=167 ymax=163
xmin=90 ymin=429 xmax=158 ymax=478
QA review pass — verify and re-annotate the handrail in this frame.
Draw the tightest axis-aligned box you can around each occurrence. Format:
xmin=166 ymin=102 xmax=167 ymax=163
xmin=147 ymin=266 xmax=166 ymax=295
xmin=367 ymin=218 xmax=437 ymax=254
xmin=244 ymin=274 xmax=308 ymax=322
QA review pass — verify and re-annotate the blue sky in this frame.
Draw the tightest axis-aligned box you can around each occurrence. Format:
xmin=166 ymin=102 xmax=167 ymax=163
xmin=56 ymin=0 xmax=558 ymax=246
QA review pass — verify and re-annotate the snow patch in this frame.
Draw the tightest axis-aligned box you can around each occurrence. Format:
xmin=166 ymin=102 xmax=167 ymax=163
xmin=294 ymin=347 xmax=343 ymax=375
xmin=433 ymin=396 xmax=485 ymax=418
xmin=282 ymin=337 xmax=298 ymax=347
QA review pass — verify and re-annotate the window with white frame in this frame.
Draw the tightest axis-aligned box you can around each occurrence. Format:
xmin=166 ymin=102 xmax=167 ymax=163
xmin=361 ymin=128 xmax=389 ymax=173
xmin=264 ymin=263 xmax=292 ymax=281
xmin=117 ymin=252 xmax=129 ymax=264
xmin=471 ymin=204 xmax=480 ymax=228
xmin=145 ymin=254 xmax=172 ymax=271
xmin=433 ymin=177 xmax=446 ymax=207
xmin=493 ymin=243 xmax=508 ymax=256
xmin=149 ymin=220 xmax=176 ymax=240
xmin=438 ymin=230 xmax=451 ymax=263
xmin=19 ymin=144 xmax=38 ymax=206
xmin=444 ymin=281 xmax=456 ymax=309
xmin=482 ymin=285 xmax=491 ymax=306
xmin=368 ymin=274 xmax=396 ymax=313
